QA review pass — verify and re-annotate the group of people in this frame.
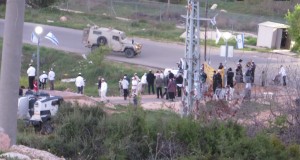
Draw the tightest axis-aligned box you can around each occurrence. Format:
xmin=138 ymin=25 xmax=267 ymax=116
xmin=118 ymin=70 xmax=183 ymax=101
xmin=26 ymin=58 xmax=288 ymax=102
xmin=212 ymin=59 xmax=257 ymax=93
xmin=212 ymin=58 xmax=288 ymax=96
xmin=26 ymin=64 xmax=55 ymax=92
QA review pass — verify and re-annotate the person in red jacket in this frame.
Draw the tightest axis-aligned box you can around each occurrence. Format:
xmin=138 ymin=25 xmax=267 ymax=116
xmin=33 ymin=79 xmax=38 ymax=92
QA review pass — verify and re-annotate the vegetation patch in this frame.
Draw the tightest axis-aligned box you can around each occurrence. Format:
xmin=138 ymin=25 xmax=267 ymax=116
xmin=16 ymin=102 xmax=300 ymax=159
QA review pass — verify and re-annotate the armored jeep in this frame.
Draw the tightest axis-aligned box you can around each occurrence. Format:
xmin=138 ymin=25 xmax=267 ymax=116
xmin=82 ymin=25 xmax=142 ymax=58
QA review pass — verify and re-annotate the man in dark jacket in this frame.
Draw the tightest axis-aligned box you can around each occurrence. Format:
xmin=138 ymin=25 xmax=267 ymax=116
xmin=215 ymin=70 xmax=222 ymax=89
xmin=213 ymin=70 xmax=217 ymax=93
xmin=250 ymin=60 xmax=256 ymax=83
xmin=227 ymin=68 xmax=234 ymax=88
xmin=175 ymin=74 xmax=183 ymax=97
xmin=146 ymin=70 xmax=155 ymax=94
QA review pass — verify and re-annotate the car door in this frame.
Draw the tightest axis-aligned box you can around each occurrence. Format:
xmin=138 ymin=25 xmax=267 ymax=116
xmin=111 ymin=35 xmax=123 ymax=51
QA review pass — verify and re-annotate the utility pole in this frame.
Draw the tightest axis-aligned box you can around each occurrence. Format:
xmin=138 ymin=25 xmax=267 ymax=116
xmin=0 ymin=0 xmax=25 ymax=145
xmin=204 ymin=0 xmax=208 ymax=62
xmin=181 ymin=0 xmax=202 ymax=116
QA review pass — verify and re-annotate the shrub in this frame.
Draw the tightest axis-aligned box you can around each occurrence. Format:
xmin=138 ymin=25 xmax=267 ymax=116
xmin=245 ymin=37 xmax=257 ymax=46
xmin=17 ymin=103 xmax=300 ymax=159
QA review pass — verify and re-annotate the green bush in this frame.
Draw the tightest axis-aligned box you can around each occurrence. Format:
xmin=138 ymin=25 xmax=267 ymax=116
xmin=245 ymin=36 xmax=257 ymax=46
xmin=17 ymin=103 xmax=300 ymax=159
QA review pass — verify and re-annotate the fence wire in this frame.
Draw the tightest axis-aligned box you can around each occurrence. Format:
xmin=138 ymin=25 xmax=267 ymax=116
xmin=57 ymin=0 xmax=287 ymax=33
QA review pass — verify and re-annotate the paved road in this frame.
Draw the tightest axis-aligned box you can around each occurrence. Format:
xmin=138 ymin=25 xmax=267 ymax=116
xmin=0 ymin=19 xmax=298 ymax=70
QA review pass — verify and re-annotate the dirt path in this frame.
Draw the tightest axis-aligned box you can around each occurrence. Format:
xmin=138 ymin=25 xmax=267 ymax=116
xmin=42 ymin=90 xmax=182 ymax=112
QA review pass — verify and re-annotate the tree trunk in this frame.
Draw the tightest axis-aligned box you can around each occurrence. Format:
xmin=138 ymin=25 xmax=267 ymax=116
xmin=0 ymin=0 xmax=25 ymax=145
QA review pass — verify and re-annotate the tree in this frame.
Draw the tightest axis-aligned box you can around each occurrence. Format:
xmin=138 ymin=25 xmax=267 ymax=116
xmin=285 ymin=4 xmax=300 ymax=53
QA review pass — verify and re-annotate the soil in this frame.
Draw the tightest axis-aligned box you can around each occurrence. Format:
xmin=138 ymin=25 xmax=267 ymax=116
xmin=43 ymin=90 xmax=182 ymax=113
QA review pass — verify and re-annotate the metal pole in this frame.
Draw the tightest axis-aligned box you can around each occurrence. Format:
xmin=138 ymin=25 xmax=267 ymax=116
xmin=0 ymin=0 xmax=25 ymax=145
xmin=37 ymin=38 xmax=40 ymax=92
xmin=224 ymin=40 xmax=228 ymax=87
xmin=204 ymin=0 xmax=208 ymax=62
xmin=182 ymin=0 xmax=201 ymax=116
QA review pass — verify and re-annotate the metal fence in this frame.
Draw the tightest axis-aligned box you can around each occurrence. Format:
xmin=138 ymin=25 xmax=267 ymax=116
xmin=57 ymin=0 xmax=286 ymax=33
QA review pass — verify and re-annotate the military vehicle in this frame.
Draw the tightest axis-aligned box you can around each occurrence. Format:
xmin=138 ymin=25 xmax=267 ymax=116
xmin=82 ymin=25 xmax=142 ymax=58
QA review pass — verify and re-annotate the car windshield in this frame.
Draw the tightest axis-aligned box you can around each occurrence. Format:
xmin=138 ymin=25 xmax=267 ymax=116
xmin=120 ymin=33 xmax=126 ymax=40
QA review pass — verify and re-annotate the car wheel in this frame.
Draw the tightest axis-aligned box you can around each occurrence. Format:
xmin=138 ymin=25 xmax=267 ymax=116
xmin=91 ymin=45 xmax=99 ymax=51
xmin=97 ymin=37 xmax=107 ymax=46
xmin=124 ymin=48 xmax=135 ymax=58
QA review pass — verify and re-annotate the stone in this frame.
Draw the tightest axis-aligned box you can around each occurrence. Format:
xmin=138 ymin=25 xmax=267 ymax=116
xmin=0 ymin=128 xmax=10 ymax=151
xmin=0 ymin=152 xmax=31 ymax=160
xmin=60 ymin=16 xmax=67 ymax=22
xmin=10 ymin=145 xmax=65 ymax=160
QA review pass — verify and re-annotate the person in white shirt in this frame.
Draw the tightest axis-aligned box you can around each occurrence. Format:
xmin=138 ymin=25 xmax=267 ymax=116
xmin=131 ymin=76 xmax=138 ymax=96
xmin=39 ymin=71 xmax=48 ymax=90
xmin=134 ymin=73 xmax=140 ymax=81
xmin=48 ymin=68 xmax=55 ymax=90
xmin=75 ymin=73 xmax=85 ymax=94
xmin=140 ymin=73 xmax=147 ymax=94
xmin=27 ymin=64 xmax=36 ymax=90
xmin=279 ymin=65 xmax=287 ymax=86
xmin=100 ymin=78 xmax=108 ymax=102
xmin=121 ymin=76 xmax=129 ymax=100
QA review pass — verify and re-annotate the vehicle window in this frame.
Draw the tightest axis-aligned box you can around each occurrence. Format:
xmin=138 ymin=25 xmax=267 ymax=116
xmin=120 ymin=33 xmax=126 ymax=40
xmin=93 ymin=31 xmax=101 ymax=35
xmin=112 ymin=36 xmax=119 ymax=41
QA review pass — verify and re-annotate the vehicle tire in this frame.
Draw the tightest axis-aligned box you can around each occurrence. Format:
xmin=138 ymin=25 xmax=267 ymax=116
xmin=124 ymin=48 xmax=135 ymax=58
xmin=91 ymin=45 xmax=99 ymax=51
xmin=97 ymin=37 xmax=107 ymax=46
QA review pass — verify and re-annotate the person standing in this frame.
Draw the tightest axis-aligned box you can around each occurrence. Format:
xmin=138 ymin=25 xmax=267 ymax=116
xmin=175 ymin=74 xmax=183 ymax=97
xmin=75 ymin=73 xmax=85 ymax=94
xmin=134 ymin=73 xmax=140 ymax=81
xmin=39 ymin=71 xmax=48 ymax=90
xmin=168 ymin=70 xmax=174 ymax=79
xmin=236 ymin=59 xmax=243 ymax=83
xmin=122 ymin=76 xmax=129 ymax=100
xmin=100 ymin=78 xmax=108 ymax=102
xmin=227 ymin=68 xmax=234 ymax=88
xmin=97 ymin=76 xmax=102 ymax=97
xmin=48 ymin=68 xmax=55 ymax=90
xmin=27 ymin=64 xmax=36 ymax=90
xmin=215 ymin=70 xmax=222 ymax=89
xmin=146 ymin=70 xmax=155 ymax=94
xmin=279 ymin=65 xmax=287 ymax=86
xmin=250 ymin=60 xmax=256 ymax=83
xmin=124 ymin=74 xmax=130 ymax=84
xmin=33 ymin=79 xmax=38 ymax=92
xmin=131 ymin=76 xmax=138 ymax=96
xmin=212 ymin=70 xmax=217 ymax=93
xmin=140 ymin=73 xmax=147 ymax=94
xmin=167 ymin=78 xmax=176 ymax=101
xmin=155 ymin=75 xmax=164 ymax=98
xmin=218 ymin=63 xmax=224 ymax=69
xmin=162 ymin=75 xmax=169 ymax=100
xmin=245 ymin=62 xmax=252 ymax=84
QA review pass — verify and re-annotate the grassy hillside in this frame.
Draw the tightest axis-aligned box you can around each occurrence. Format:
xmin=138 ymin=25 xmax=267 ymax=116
xmin=0 ymin=40 xmax=148 ymax=96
